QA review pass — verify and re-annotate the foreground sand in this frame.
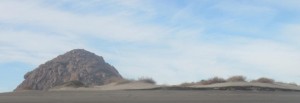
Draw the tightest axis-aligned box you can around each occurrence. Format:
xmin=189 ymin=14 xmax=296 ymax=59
xmin=50 ymin=82 xmax=160 ymax=91
xmin=49 ymin=81 xmax=300 ymax=92
xmin=1 ymin=90 xmax=300 ymax=103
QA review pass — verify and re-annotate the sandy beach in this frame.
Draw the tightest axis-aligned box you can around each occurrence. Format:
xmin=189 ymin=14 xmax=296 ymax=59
xmin=1 ymin=90 xmax=300 ymax=103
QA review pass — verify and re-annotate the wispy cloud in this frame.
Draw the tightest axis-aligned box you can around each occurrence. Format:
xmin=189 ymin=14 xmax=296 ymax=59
xmin=0 ymin=0 xmax=169 ymax=42
xmin=0 ymin=30 xmax=85 ymax=64
xmin=280 ymin=24 xmax=300 ymax=44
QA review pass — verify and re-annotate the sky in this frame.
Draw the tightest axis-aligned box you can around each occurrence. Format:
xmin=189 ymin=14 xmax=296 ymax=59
xmin=1 ymin=0 xmax=300 ymax=93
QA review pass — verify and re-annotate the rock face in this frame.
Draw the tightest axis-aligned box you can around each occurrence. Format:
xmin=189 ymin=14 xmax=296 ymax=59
xmin=15 ymin=49 xmax=122 ymax=91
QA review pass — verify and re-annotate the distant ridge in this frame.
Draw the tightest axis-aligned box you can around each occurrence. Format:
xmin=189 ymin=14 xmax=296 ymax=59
xmin=15 ymin=49 xmax=123 ymax=91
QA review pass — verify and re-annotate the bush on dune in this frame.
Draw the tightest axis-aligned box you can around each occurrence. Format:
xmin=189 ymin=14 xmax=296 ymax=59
xmin=179 ymin=76 xmax=281 ymax=86
xmin=288 ymin=82 xmax=298 ymax=86
xmin=227 ymin=75 xmax=247 ymax=82
xmin=106 ymin=76 xmax=157 ymax=85
xmin=180 ymin=82 xmax=197 ymax=87
xmin=137 ymin=77 xmax=156 ymax=84
xmin=251 ymin=77 xmax=275 ymax=84
xmin=199 ymin=77 xmax=226 ymax=85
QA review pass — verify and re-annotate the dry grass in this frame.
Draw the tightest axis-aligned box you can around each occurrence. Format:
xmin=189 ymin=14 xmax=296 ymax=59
xmin=115 ymin=79 xmax=134 ymax=85
xmin=288 ymin=82 xmax=298 ymax=86
xmin=178 ymin=76 xmax=284 ymax=86
xmin=104 ymin=77 xmax=132 ymax=85
xmin=227 ymin=75 xmax=247 ymax=82
xmin=199 ymin=77 xmax=226 ymax=85
xmin=251 ymin=77 xmax=275 ymax=84
xmin=179 ymin=82 xmax=197 ymax=87
xmin=137 ymin=77 xmax=156 ymax=84
xmin=106 ymin=77 xmax=156 ymax=85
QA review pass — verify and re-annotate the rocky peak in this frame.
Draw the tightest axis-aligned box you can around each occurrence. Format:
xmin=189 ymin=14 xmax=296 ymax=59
xmin=15 ymin=49 xmax=123 ymax=91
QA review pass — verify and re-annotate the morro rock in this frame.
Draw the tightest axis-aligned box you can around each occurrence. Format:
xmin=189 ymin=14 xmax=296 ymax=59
xmin=15 ymin=49 xmax=123 ymax=91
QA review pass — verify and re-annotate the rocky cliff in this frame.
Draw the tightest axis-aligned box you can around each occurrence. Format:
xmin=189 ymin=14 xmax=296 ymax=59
xmin=15 ymin=49 xmax=122 ymax=91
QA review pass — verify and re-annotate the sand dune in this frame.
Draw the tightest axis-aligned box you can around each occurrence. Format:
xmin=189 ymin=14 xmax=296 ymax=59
xmin=50 ymin=81 xmax=159 ymax=91
xmin=4 ymin=82 xmax=300 ymax=103
xmin=189 ymin=82 xmax=300 ymax=91
xmin=49 ymin=81 xmax=300 ymax=92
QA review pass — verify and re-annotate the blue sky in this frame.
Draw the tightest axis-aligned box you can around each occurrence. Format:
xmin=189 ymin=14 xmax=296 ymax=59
xmin=1 ymin=0 xmax=300 ymax=92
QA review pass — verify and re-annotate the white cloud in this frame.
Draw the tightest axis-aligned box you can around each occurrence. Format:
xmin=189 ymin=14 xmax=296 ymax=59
xmin=0 ymin=0 xmax=168 ymax=43
xmin=281 ymin=24 xmax=300 ymax=44
xmin=227 ymin=40 xmax=300 ymax=76
xmin=105 ymin=34 xmax=300 ymax=84
xmin=0 ymin=0 xmax=169 ymax=65
xmin=212 ymin=1 xmax=276 ymax=17
xmin=0 ymin=30 xmax=86 ymax=65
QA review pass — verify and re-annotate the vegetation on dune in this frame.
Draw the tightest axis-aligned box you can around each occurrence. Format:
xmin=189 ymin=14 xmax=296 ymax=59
xmin=137 ymin=77 xmax=156 ymax=84
xmin=199 ymin=77 xmax=226 ymax=85
xmin=227 ymin=75 xmax=247 ymax=82
xmin=180 ymin=75 xmax=297 ymax=86
xmin=251 ymin=77 xmax=275 ymax=84
xmin=108 ymin=76 xmax=156 ymax=85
